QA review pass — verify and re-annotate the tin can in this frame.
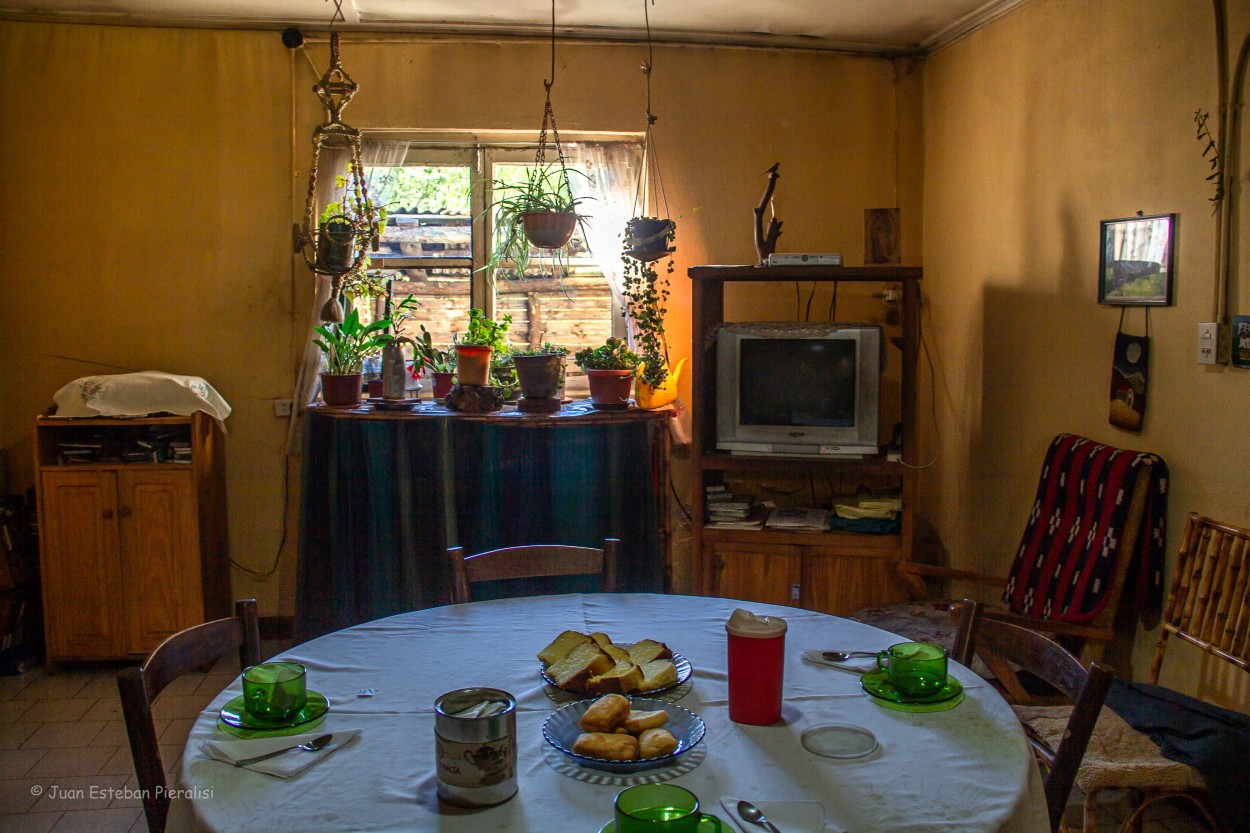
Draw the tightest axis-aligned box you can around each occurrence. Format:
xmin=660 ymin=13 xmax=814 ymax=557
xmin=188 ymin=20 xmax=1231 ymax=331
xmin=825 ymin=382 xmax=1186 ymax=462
xmin=434 ymin=688 xmax=517 ymax=807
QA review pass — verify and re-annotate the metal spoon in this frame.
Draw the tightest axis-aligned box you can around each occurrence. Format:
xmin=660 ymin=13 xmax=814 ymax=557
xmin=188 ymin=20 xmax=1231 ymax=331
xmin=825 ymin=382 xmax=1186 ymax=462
xmin=822 ymin=650 xmax=878 ymax=662
xmin=233 ymin=733 xmax=333 ymax=767
xmin=737 ymin=800 xmax=783 ymax=833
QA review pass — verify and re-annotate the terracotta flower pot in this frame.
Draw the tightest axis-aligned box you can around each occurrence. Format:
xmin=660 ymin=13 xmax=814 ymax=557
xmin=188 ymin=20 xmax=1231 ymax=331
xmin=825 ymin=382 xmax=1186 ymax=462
xmin=513 ymin=354 xmax=564 ymax=401
xmin=320 ymin=373 xmax=363 ymax=407
xmin=455 ymin=345 xmax=493 ymax=386
xmin=432 ymin=371 xmax=455 ymax=399
xmin=624 ymin=217 xmax=675 ymax=263
xmin=522 ymin=212 xmax=577 ymax=249
xmin=585 ymin=369 xmax=635 ymax=409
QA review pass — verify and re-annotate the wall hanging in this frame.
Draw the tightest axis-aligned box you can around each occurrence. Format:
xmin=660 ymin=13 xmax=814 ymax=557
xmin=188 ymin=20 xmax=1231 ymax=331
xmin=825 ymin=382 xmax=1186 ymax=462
xmin=292 ymin=0 xmax=386 ymax=323
xmin=1109 ymin=309 xmax=1150 ymax=432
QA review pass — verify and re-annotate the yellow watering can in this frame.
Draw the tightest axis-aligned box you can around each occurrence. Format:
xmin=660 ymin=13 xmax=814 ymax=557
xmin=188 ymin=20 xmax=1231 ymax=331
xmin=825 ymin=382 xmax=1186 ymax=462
xmin=635 ymin=357 xmax=687 ymax=410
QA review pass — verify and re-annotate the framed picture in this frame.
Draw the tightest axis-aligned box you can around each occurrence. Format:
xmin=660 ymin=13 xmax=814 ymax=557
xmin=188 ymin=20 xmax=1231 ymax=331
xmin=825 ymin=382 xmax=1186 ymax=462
xmin=1098 ymin=213 xmax=1176 ymax=305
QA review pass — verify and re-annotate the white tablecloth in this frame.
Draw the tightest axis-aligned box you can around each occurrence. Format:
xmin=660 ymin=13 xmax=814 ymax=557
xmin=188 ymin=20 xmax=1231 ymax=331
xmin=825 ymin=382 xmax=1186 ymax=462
xmin=170 ymin=594 xmax=1049 ymax=833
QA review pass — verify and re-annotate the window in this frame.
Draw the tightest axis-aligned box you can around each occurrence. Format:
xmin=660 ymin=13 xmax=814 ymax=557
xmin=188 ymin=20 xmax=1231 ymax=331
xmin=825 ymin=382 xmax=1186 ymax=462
xmin=363 ymin=141 xmax=635 ymax=394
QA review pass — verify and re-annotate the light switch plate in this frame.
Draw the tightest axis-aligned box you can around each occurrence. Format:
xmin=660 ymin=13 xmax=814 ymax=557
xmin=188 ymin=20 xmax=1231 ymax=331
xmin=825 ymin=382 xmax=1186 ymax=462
xmin=1197 ymin=323 xmax=1220 ymax=364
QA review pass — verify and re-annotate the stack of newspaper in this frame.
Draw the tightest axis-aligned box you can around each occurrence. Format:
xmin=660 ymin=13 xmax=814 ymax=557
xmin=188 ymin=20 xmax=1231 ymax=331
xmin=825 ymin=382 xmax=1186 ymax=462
xmin=764 ymin=507 xmax=830 ymax=532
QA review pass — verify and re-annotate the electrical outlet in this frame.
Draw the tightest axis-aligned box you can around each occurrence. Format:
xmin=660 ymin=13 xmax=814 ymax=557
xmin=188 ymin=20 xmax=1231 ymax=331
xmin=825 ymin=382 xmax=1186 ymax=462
xmin=1197 ymin=323 xmax=1220 ymax=365
xmin=273 ymin=400 xmax=294 ymax=417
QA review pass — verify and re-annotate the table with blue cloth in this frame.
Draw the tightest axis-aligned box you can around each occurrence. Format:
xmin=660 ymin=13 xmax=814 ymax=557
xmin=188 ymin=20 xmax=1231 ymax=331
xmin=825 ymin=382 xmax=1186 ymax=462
xmin=295 ymin=402 xmax=672 ymax=642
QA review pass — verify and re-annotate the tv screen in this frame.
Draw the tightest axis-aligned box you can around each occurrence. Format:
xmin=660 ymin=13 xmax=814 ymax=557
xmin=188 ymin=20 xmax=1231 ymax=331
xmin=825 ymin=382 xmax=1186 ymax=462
xmin=739 ymin=338 xmax=857 ymax=428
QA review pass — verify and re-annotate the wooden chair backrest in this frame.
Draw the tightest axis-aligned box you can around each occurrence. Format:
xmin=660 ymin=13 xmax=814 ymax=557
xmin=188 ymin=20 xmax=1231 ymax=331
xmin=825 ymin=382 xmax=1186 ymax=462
xmin=969 ymin=614 xmax=1114 ymax=832
xmin=448 ymin=540 xmax=620 ymax=604
xmin=1151 ymin=512 xmax=1250 ymax=682
xmin=117 ymin=599 xmax=260 ymax=833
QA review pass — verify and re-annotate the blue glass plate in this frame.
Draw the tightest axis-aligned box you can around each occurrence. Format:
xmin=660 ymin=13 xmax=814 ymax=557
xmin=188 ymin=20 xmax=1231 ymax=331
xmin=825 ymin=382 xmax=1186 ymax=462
xmin=543 ymin=697 xmax=705 ymax=774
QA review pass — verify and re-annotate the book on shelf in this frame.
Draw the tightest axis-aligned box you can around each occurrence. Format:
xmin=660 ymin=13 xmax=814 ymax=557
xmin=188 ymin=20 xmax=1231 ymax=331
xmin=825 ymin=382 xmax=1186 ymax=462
xmin=765 ymin=507 xmax=830 ymax=532
xmin=705 ymin=505 xmax=770 ymax=530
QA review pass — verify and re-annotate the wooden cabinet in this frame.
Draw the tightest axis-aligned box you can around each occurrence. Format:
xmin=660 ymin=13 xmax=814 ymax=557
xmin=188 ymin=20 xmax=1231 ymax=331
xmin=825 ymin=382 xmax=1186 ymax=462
xmin=689 ymin=265 xmax=924 ymax=615
xmin=34 ymin=413 xmax=229 ymax=664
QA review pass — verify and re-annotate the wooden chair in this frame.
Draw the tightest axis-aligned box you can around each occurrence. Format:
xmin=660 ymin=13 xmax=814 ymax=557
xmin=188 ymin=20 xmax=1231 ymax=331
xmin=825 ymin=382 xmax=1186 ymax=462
xmin=118 ymin=599 xmax=260 ymax=833
xmin=448 ymin=539 xmax=620 ymax=604
xmin=963 ymin=602 xmax=1116 ymax=833
xmin=1057 ymin=512 xmax=1249 ymax=833
xmin=853 ymin=434 xmax=1165 ymax=680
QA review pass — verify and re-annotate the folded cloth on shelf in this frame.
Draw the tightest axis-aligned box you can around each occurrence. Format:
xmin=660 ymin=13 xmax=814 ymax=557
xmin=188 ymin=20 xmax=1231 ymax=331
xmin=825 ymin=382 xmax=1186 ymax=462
xmin=718 ymin=796 xmax=828 ymax=833
xmin=52 ymin=371 xmax=231 ymax=420
xmin=799 ymin=650 xmax=876 ymax=674
xmin=1105 ymin=679 xmax=1250 ymax=833
xmin=200 ymin=729 xmax=361 ymax=778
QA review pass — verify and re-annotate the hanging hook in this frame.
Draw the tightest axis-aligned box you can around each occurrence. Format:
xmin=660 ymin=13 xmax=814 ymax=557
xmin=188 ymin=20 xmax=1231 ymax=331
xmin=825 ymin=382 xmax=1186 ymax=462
xmin=544 ymin=0 xmax=557 ymax=91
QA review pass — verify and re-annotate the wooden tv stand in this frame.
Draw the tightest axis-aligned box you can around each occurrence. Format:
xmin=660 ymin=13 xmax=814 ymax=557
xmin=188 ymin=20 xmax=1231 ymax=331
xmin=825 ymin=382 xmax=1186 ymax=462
xmin=689 ymin=264 xmax=923 ymax=615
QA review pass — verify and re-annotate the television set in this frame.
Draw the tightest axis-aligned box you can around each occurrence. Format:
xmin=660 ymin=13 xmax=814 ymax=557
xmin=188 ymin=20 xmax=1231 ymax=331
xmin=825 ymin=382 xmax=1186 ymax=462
xmin=715 ymin=322 xmax=884 ymax=458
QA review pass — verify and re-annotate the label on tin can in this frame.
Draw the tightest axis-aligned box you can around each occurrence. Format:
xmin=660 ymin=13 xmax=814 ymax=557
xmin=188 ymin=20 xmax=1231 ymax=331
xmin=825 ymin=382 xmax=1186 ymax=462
xmin=435 ymin=733 xmax=515 ymax=789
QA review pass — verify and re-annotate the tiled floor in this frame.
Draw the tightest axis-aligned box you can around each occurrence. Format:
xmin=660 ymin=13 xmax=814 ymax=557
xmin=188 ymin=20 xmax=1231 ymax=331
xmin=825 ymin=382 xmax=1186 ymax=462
xmin=0 ymin=660 xmax=1216 ymax=833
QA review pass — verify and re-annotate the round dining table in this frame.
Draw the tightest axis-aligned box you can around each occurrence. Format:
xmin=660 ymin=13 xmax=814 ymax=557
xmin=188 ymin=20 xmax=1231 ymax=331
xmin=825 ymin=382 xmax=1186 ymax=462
xmin=169 ymin=593 xmax=1049 ymax=833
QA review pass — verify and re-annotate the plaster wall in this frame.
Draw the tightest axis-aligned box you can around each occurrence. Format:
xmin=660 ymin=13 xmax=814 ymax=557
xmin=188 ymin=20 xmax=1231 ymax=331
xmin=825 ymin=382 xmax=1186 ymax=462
xmin=0 ymin=22 xmax=921 ymax=613
xmin=922 ymin=0 xmax=1250 ymax=708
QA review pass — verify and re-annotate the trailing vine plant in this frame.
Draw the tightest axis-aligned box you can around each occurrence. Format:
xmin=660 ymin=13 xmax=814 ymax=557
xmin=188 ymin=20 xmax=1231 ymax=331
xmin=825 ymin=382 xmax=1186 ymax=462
xmin=621 ymin=222 xmax=675 ymax=389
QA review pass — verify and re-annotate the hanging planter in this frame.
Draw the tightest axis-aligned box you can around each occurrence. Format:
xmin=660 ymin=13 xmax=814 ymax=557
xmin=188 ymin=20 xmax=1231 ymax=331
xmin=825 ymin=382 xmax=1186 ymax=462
xmin=317 ymin=217 xmax=357 ymax=272
xmin=624 ymin=217 xmax=675 ymax=263
xmin=522 ymin=211 xmax=578 ymax=249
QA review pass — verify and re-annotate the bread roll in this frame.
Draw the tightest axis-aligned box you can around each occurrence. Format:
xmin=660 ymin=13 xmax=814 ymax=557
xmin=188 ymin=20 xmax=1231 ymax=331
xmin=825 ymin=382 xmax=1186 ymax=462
xmin=578 ymin=693 xmax=631 ymax=732
xmin=638 ymin=728 xmax=679 ymax=758
xmin=622 ymin=709 xmax=669 ymax=733
xmin=573 ymin=732 xmax=639 ymax=761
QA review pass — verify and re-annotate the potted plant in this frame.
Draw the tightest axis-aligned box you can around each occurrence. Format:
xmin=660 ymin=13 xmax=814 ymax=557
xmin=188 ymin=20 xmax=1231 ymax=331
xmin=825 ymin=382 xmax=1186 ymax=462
xmin=317 ymin=167 xmax=391 ymax=274
xmin=484 ymin=163 xmax=593 ymax=277
xmin=312 ymin=304 xmax=392 ymax=407
xmin=621 ymin=218 xmax=677 ymax=405
xmin=413 ymin=324 xmax=457 ymax=400
xmin=455 ymin=309 xmax=512 ymax=387
xmin=574 ymin=337 xmax=641 ymax=409
xmin=511 ymin=342 xmax=568 ymax=411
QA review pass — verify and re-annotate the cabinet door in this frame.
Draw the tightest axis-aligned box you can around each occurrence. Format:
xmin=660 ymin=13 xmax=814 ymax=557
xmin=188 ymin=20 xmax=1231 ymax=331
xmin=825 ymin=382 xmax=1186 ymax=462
xmin=117 ymin=469 xmax=203 ymax=655
xmin=711 ymin=543 xmax=803 ymax=607
xmin=40 ymin=470 xmax=125 ymax=658
xmin=804 ymin=552 xmax=908 ymax=616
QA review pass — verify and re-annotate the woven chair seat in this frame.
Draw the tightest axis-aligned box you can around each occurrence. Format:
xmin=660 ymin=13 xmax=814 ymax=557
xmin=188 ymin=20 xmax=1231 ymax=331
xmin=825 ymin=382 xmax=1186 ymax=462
xmin=1013 ymin=704 xmax=1205 ymax=794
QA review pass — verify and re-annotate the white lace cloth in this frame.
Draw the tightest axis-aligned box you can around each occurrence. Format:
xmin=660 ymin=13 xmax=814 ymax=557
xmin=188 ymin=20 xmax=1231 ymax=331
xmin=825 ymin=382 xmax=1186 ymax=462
xmin=51 ymin=371 xmax=231 ymax=420
xmin=168 ymin=594 xmax=1049 ymax=833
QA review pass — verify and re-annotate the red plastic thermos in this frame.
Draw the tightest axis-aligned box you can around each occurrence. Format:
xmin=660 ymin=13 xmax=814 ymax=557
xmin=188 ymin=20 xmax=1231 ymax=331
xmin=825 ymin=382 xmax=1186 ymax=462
xmin=726 ymin=608 xmax=787 ymax=725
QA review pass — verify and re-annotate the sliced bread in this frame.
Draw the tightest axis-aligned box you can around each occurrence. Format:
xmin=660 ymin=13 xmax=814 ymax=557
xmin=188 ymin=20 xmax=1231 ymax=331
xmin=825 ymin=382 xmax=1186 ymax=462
xmin=628 ymin=639 xmax=673 ymax=665
xmin=603 ymin=643 xmax=634 ymax=665
xmin=547 ymin=643 xmax=614 ymax=691
xmin=637 ymin=658 xmax=679 ymax=692
xmin=587 ymin=662 xmax=644 ymax=695
xmin=538 ymin=630 xmax=592 ymax=667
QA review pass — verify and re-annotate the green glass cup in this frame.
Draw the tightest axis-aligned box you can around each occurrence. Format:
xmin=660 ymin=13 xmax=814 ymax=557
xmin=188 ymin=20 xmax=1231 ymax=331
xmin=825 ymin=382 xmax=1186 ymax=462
xmin=614 ymin=784 xmax=726 ymax=833
xmin=876 ymin=641 xmax=948 ymax=698
xmin=242 ymin=662 xmax=308 ymax=722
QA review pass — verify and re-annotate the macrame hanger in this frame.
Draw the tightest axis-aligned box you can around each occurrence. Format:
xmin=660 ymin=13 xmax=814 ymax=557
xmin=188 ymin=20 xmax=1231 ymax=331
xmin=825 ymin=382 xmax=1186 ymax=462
xmin=632 ymin=0 xmax=671 ymax=220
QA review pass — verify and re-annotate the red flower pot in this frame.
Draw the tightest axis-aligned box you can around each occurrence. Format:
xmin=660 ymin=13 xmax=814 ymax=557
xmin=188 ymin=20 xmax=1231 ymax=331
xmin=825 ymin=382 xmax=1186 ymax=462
xmin=585 ymin=369 xmax=634 ymax=409
xmin=320 ymin=373 xmax=363 ymax=407
xmin=432 ymin=371 xmax=455 ymax=399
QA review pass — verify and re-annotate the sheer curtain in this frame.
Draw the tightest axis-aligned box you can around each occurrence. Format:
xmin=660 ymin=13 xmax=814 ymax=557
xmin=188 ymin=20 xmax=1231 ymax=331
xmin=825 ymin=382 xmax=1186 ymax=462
xmin=286 ymin=139 xmax=410 ymax=455
xmin=568 ymin=142 xmax=644 ymax=345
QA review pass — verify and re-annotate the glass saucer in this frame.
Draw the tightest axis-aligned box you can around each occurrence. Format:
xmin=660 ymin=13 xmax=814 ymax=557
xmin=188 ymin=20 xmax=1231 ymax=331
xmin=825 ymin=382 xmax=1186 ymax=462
xmin=220 ymin=690 xmax=329 ymax=731
xmin=860 ymin=669 xmax=962 ymax=704
xmin=597 ymin=815 xmax=724 ymax=833
xmin=800 ymin=724 xmax=878 ymax=759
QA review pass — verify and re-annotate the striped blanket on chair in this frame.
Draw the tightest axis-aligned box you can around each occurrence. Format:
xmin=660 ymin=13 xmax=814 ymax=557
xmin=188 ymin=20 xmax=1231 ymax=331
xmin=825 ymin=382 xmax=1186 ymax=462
xmin=1002 ymin=433 xmax=1168 ymax=625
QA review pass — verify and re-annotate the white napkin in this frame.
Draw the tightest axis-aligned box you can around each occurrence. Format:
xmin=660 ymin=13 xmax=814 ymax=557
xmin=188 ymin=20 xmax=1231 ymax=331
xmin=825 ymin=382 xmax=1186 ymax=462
xmin=800 ymin=649 xmax=877 ymax=674
xmin=201 ymin=730 xmax=362 ymax=778
xmin=719 ymin=797 xmax=828 ymax=833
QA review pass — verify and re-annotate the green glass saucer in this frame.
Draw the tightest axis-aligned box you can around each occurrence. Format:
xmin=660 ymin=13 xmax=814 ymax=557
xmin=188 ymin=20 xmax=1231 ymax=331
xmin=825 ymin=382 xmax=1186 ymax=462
xmin=861 ymin=669 xmax=962 ymax=704
xmin=861 ymin=670 xmax=964 ymax=712
xmin=598 ymin=815 xmax=725 ymax=833
xmin=219 ymin=690 xmax=329 ymax=733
